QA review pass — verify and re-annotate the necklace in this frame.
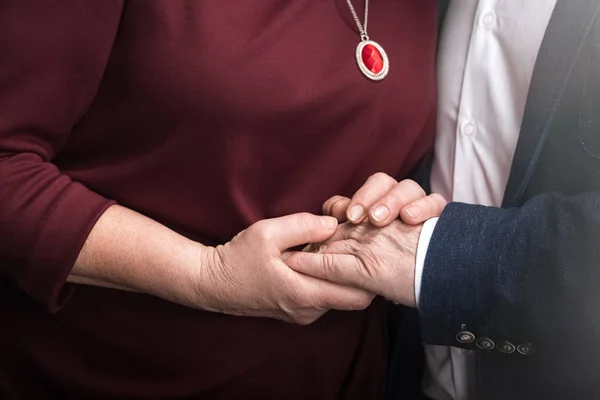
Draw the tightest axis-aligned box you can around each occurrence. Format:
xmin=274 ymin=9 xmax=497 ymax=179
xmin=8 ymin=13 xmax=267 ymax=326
xmin=345 ymin=0 xmax=389 ymax=81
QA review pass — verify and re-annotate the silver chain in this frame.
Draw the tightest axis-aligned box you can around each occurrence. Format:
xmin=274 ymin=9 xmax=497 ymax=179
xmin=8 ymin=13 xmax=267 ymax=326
xmin=345 ymin=0 xmax=369 ymax=41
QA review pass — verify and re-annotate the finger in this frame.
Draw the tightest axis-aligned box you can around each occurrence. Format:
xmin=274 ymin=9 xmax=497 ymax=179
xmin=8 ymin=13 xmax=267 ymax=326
xmin=347 ymin=173 xmax=397 ymax=223
xmin=300 ymin=274 xmax=375 ymax=312
xmin=298 ymin=224 xmax=349 ymax=254
xmin=308 ymin=221 xmax=358 ymax=249
xmin=285 ymin=251 xmax=374 ymax=293
xmin=297 ymin=221 xmax=354 ymax=254
xmin=256 ymin=213 xmax=338 ymax=251
xmin=367 ymin=179 xmax=426 ymax=227
xmin=400 ymin=193 xmax=448 ymax=225
xmin=322 ymin=196 xmax=351 ymax=222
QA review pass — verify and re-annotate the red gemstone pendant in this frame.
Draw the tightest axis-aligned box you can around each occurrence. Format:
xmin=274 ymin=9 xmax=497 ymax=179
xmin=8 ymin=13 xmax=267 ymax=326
xmin=355 ymin=40 xmax=389 ymax=81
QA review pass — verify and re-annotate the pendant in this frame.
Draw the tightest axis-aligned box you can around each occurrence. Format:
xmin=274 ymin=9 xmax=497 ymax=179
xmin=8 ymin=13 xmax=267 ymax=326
xmin=355 ymin=39 xmax=389 ymax=81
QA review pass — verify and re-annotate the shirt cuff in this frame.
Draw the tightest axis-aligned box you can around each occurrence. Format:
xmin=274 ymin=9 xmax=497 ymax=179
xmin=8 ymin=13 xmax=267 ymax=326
xmin=415 ymin=217 xmax=439 ymax=308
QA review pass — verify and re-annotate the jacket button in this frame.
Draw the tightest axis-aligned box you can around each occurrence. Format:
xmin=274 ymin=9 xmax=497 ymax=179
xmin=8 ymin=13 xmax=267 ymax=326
xmin=456 ymin=331 xmax=476 ymax=344
xmin=517 ymin=343 xmax=534 ymax=355
xmin=476 ymin=337 xmax=495 ymax=350
xmin=497 ymin=340 xmax=516 ymax=354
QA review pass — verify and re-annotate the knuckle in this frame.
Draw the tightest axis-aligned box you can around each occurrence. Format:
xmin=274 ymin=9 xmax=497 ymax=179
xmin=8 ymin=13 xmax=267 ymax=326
xmin=369 ymin=172 xmax=394 ymax=183
xmin=279 ymin=293 xmax=315 ymax=325
xmin=359 ymin=174 xmax=396 ymax=201
xmin=401 ymin=179 xmax=426 ymax=196
xmin=345 ymin=238 xmax=362 ymax=254
xmin=382 ymin=191 xmax=402 ymax=208
xmin=353 ymin=193 xmax=372 ymax=206
xmin=294 ymin=291 xmax=313 ymax=310
xmin=251 ymin=220 xmax=271 ymax=240
xmin=296 ymin=212 xmax=313 ymax=220
xmin=430 ymin=193 xmax=448 ymax=206
xmin=285 ymin=280 xmax=315 ymax=309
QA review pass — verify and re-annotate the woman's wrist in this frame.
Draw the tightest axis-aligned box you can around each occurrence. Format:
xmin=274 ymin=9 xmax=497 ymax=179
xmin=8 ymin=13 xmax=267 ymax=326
xmin=161 ymin=240 xmax=217 ymax=310
xmin=67 ymin=205 xmax=221 ymax=310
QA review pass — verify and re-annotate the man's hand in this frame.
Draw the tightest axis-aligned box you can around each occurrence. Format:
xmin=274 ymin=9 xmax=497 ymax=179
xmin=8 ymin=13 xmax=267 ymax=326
xmin=284 ymin=219 xmax=421 ymax=307
xmin=196 ymin=213 xmax=375 ymax=325
xmin=323 ymin=173 xmax=446 ymax=226
xmin=289 ymin=173 xmax=443 ymax=307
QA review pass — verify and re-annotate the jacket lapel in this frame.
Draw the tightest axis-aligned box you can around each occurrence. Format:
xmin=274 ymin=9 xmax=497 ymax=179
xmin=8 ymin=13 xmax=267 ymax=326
xmin=502 ymin=0 xmax=600 ymax=207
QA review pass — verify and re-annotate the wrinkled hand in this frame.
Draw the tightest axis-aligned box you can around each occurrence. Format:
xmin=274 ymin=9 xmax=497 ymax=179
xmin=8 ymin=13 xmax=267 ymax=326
xmin=285 ymin=219 xmax=421 ymax=307
xmin=323 ymin=173 xmax=446 ymax=226
xmin=197 ymin=213 xmax=375 ymax=325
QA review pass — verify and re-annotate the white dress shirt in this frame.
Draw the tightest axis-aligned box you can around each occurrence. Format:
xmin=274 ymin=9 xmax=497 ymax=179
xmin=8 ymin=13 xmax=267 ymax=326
xmin=414 ymin=1 xmax=558 ymax=399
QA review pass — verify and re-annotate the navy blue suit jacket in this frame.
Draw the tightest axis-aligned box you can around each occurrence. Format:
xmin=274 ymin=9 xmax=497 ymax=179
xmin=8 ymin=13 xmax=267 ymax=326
xmin=393 ymin=1 xmax=600 ymax=399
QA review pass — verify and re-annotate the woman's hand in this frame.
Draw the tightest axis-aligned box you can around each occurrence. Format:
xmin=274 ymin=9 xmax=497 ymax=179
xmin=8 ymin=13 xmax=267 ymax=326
xmin=70 ymin=206 xmax=372 ymax=325
xmin=195 ymin=213 xmax=375 ymax=325
xmin=323 ymin=174 xmax=447 ymax=226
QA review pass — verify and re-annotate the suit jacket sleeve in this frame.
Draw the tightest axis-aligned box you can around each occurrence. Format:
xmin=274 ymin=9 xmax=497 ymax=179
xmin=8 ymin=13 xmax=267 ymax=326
xmin=419 ymin=191 xmax=600 ymax=354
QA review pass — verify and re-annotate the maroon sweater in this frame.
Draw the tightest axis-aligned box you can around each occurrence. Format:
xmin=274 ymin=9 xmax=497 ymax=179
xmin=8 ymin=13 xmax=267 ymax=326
xmin=0 ymin=1 xmax=437 ymax=398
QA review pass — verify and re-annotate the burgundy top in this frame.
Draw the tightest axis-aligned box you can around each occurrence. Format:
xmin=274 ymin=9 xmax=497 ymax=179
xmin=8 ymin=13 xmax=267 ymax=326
xmin=0 ymin=1 xmax=437 ymax=398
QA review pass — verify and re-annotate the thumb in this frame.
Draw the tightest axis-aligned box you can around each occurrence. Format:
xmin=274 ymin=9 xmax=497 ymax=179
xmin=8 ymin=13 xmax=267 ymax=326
xmin=264 ymin=213 xmax=338 ymax=251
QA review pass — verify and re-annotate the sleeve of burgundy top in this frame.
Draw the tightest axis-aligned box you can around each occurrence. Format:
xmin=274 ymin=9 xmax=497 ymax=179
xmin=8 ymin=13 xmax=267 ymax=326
xmin=0 ymin=1 xmax=124 ymax=311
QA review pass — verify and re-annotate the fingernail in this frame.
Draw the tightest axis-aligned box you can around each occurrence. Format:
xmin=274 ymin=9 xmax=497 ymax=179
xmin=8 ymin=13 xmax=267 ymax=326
xmin=348 ymin=205 xmax=364 ymax=221
xmin=371 ymin=206 xmax=389 ymax=222
xmin=321 ymin=216 xmax=338 ymax=230
xmin=404 ymin=205 xmax=421 ymax=219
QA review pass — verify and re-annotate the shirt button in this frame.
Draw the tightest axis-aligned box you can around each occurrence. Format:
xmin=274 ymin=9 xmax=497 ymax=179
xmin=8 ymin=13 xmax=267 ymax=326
xmin=456 ymin=331 xmax=476 ymax=344
xmin=517 ymin=343 xmax=534 ymax=356
xmin=463 ymin=123 xmax=477 ymax=136
xmin=497 ymin=340 xmax=516 ymax=354
xmin=476 ymin=337 xmax=495 ymax=350
xmin=482 ymin=12 xmax=496 ymax=28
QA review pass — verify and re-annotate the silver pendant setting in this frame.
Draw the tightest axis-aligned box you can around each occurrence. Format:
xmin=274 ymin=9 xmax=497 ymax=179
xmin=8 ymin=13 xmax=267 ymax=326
xmin=355 ymin=39 xmax=389 ymax=81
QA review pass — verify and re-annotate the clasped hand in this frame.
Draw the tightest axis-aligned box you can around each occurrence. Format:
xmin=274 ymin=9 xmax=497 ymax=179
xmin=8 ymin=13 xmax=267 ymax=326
xmin=286 ymin=173 xmax=446 ymax=307
xmin=198 ymin=173 xmax=445 ymax=324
